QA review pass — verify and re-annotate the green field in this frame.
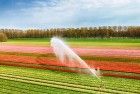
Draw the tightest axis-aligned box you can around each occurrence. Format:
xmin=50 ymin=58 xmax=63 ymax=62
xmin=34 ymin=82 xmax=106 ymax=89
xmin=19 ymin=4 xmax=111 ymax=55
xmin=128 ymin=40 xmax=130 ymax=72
xmin=0 ymin=65 xmax=139 ymax=94
xmin=5 ymin=38 xmax=140 ymax=48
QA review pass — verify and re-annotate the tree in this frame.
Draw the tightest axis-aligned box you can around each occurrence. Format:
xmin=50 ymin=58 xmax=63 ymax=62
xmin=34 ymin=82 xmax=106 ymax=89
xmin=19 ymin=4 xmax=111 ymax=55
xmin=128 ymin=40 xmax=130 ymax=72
xmin=0 ymin=33 xmax=8 ymax=42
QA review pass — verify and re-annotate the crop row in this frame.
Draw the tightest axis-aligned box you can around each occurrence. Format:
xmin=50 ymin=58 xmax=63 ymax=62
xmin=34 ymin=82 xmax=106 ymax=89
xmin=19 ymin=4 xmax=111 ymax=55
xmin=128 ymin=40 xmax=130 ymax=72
xmin=0 ymin=54 xmax=140 ymax=74
xmin=0 ymin=74 xmax=107 ymax=94
xmin=0 ymin=79 xmax=82 ymax=94
xmin=1 ymin=73 xmax=139 ymax=94
xmin=0 ymin=51 xmax=140 ymax=65
xmin=0 ymin=73 xmax=138 ymax=94
xmin=1 ymin=45 xmax=140 ymax=58
xmin=0 ymin=65 xmax=139 ymax=93
xmin=1 ymin=60 xmax=140 ymax=80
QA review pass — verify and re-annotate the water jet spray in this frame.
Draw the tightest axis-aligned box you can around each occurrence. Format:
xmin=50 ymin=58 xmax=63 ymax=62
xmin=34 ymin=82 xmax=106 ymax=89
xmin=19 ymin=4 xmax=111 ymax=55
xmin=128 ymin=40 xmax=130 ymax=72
xmin=51 ymin=37 xmax=100 ymax=79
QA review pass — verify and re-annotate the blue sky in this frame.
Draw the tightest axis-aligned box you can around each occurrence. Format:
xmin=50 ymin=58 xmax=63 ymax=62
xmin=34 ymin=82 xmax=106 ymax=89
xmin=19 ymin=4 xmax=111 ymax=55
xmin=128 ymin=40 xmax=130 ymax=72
xmin=0 ymin=0 xmax=140 ymax=29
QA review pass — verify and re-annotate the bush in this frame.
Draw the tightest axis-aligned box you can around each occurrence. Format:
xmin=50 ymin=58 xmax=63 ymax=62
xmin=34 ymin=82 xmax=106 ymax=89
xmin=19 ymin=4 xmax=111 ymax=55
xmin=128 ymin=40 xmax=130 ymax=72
xmin=0 ymin=33 xmax=8 ymax=42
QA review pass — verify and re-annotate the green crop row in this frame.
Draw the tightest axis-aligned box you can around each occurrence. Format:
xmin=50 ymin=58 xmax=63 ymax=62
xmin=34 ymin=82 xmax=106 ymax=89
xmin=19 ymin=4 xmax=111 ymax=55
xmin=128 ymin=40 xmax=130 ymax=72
xmin=0 ymin=65 xmax=139 ymax=94
xmin=1 ymin=73 xmax=135 ymax=94
xmin=0 ymin=78 xmax=84 ymax=94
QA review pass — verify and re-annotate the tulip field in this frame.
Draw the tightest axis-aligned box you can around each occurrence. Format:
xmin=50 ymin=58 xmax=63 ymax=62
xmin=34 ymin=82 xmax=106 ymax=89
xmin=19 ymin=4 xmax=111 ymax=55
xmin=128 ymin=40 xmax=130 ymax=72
xmin=0 ymin=38 xmax=140 ymax=93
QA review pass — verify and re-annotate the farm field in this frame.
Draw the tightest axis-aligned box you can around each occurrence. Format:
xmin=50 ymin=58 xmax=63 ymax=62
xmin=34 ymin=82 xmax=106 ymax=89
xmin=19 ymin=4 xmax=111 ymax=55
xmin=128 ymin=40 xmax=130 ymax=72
xmin=0 ymin=65 xmax=140 ymax=94
xmin=0 ymin=38 xmax=140 ymax=93
xmin=1 ymin=0 xmax=140 ymax=93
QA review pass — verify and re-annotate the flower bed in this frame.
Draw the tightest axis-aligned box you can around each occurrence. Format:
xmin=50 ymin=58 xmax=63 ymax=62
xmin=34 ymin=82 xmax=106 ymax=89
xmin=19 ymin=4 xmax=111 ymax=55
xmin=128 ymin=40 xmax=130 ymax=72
xmin=0 ymin=55 xmax=140 ymax=74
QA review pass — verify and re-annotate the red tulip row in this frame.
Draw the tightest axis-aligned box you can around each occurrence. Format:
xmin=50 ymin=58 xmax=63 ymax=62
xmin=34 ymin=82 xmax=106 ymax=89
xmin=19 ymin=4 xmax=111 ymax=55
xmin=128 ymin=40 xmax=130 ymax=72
xmin=0 ymin=54 xmax=140 ymax=74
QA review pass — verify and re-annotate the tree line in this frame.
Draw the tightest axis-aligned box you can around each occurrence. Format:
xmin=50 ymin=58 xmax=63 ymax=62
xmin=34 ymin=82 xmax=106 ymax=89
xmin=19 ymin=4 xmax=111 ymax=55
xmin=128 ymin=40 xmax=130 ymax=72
xmin=0 ymin=26 xmax=140 ymax=39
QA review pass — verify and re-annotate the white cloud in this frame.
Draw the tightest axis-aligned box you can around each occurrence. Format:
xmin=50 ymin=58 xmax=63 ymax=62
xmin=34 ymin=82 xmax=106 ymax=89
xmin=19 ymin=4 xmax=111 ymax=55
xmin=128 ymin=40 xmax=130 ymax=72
xmin=1 ymin=0 xmax=140 ymax=29
xmin=19 ymin=0 xmax=132 ymax=23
